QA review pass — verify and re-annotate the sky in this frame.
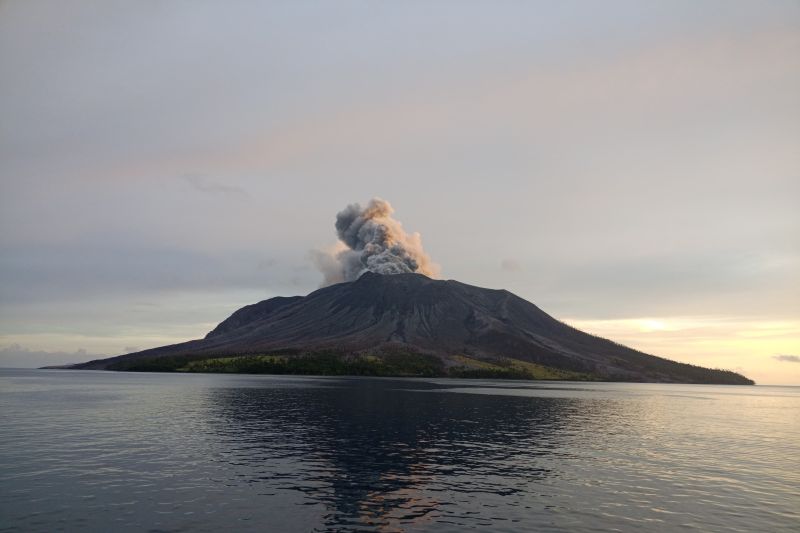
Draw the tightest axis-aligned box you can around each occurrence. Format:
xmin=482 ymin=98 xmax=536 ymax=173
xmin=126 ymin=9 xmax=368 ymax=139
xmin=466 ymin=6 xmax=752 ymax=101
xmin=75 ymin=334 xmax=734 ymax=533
xmin=0 ymin=1 xmax=798 ymax=384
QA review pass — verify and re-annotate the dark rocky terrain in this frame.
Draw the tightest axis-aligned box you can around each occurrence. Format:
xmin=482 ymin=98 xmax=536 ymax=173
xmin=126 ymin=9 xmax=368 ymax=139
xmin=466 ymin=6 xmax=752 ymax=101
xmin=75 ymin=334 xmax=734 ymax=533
xmin=71 ymin=272 xmax=753 ymax=384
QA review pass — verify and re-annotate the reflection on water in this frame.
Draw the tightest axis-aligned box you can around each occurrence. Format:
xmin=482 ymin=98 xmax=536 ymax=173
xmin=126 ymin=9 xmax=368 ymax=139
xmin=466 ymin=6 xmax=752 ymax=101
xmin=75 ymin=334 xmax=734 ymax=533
xmin=0 ymin=370 xmax=799 ymax=532
xmin=207 ymin=381 xmax=574 ymax=530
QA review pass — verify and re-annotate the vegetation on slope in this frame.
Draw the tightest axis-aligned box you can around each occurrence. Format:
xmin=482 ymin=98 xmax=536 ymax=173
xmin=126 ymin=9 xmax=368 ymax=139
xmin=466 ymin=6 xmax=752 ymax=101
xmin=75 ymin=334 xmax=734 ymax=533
xmin=447 ymin=354 xmax=595 ymax=380
xmin=107 ymin=350 xmax=596 ymax=380
xmin=108 ymin=351 xmax=445 ymax=377
xmin=104 ymin=345 xmax=751 ymax=383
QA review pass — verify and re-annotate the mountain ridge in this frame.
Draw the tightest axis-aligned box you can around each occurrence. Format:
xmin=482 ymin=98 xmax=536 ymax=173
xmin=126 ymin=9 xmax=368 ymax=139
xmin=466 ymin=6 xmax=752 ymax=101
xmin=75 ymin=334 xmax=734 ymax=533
xmin=70 ymin=272 xmax=754 ymax=384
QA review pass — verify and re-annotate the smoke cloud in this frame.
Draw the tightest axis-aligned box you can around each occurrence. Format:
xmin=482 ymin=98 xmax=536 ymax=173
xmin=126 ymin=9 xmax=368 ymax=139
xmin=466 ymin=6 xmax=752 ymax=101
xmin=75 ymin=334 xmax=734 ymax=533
xmin=312 ymin=198 xmax=439 ymax=286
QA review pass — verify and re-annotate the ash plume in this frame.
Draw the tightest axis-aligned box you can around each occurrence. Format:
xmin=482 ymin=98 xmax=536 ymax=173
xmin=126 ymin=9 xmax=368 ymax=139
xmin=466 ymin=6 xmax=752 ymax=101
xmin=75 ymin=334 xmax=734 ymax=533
xmin=312 ymin=198 xmax=439 ymax=286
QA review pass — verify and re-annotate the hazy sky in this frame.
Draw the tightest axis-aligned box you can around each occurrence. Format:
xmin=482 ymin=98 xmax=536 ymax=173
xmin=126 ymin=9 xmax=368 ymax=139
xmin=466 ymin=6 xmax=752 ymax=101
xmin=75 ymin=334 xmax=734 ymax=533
xmin=1 ymin=1 xmax=798 ymax=384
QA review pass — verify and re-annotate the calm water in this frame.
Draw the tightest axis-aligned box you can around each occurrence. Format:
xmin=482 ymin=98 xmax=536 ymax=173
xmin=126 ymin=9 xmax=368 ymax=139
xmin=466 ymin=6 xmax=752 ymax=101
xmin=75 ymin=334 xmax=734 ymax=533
xmin=0 ymin=369 xmax=798 ymax=532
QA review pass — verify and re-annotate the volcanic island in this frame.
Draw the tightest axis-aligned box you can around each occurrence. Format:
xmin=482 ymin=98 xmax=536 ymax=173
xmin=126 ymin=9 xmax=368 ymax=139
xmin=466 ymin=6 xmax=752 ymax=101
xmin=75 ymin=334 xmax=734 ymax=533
xmin=64 ymin=198 xmax=753 ymax=384
xmin=69 ymin=272 xmax=752 ymax=384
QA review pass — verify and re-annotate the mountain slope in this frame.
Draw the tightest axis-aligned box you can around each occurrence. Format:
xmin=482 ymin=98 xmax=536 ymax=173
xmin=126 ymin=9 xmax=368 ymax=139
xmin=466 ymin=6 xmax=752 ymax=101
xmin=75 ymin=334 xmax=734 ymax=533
xmin=72 ymin=273 xmax=753 ymax=384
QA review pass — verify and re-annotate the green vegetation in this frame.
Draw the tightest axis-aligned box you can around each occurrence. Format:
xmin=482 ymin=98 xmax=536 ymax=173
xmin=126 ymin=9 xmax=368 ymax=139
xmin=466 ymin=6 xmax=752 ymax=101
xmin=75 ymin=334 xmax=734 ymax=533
xmin=179 ymin=351 xmax=446 ymax=376
xmin=110 ymin=350 xmax=445 ymax=376
xmin=448 ymin=354 xmax=596 ymax=381
xmin=106 ymin=350 xmax=750 ymax=383
xmin=108 ymin=350 xmax=598 ymax=381
xmin=108 ymin=355 xmax=198 ymax=372
xmin=103 ymin=348 xmax=751 ymax=384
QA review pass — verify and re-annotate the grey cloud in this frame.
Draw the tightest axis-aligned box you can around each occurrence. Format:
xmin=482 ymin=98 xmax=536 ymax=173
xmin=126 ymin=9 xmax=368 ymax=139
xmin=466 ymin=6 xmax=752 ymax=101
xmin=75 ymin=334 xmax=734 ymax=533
xmin=506 ymin=249 xmax=800 ymax=319
xmin=501 ymin=259 xmax=522 ymax=272
xmin=0 ymin=1 xmax=798 ymax=372
xmin=0 ymin=344 xmax=101 ymax=368
xmin=0 ymin=243 xmax=300 ymax=305
xmin=773 ymin=355 xmax=800 ymax=363
xmin=314 ymin=198 xmax=438 ymax=286
xmin=309 ymin=249 xmax=346 ymax=287
xmin=183 ymin=175 xmax=247 ymax=196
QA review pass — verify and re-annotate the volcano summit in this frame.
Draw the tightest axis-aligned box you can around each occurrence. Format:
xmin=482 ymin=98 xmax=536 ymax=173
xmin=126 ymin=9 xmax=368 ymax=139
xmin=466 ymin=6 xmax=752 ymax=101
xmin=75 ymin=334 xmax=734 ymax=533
xmin=72 ymin=272 xmax=753 ymax=384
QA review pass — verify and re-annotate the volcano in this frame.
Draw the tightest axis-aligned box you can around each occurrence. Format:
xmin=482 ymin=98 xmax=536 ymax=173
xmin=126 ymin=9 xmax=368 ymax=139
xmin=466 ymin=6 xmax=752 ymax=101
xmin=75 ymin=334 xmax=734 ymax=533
xmin=71 ymin=272 xmax=753 ymax=384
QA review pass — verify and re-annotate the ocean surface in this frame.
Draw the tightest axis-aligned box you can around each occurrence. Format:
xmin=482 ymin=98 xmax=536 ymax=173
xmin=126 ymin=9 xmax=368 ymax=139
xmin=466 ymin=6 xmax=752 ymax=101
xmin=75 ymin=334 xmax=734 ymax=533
xmin=0 ymin=369 xmax=798 ymax=532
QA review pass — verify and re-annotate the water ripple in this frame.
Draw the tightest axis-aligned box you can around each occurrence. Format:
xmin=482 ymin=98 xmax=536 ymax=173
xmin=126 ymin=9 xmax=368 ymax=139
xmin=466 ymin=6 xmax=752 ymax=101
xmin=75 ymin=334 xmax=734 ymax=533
xmin=1 ymin=371 xmax=798 ymax=532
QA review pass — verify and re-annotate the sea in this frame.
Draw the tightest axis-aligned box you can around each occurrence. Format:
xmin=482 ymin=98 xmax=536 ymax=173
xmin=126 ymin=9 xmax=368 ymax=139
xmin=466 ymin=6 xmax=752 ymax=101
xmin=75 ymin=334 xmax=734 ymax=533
xmin=0 ymin=368 xmax=798 ymax=532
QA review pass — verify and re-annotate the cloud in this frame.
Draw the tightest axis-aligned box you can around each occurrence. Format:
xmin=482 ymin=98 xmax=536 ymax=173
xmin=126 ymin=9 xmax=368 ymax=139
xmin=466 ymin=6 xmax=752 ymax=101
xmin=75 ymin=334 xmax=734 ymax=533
xmin=0 ymin=344 xmax=101 ymax=368
xmin=500 ymin=258 xmax=521 ymax=272
xmin=182 ymin=175 xmax=247 ymax=195
xmin=773 ymin=354 xmax=800 ymax=363
xmin=0 ymin=243 xmax=288 ymax=304
xmin=313 ymin=198 xmax=439 ymax=286
xmin=0 ymin=2 xmax=798 ymax=384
